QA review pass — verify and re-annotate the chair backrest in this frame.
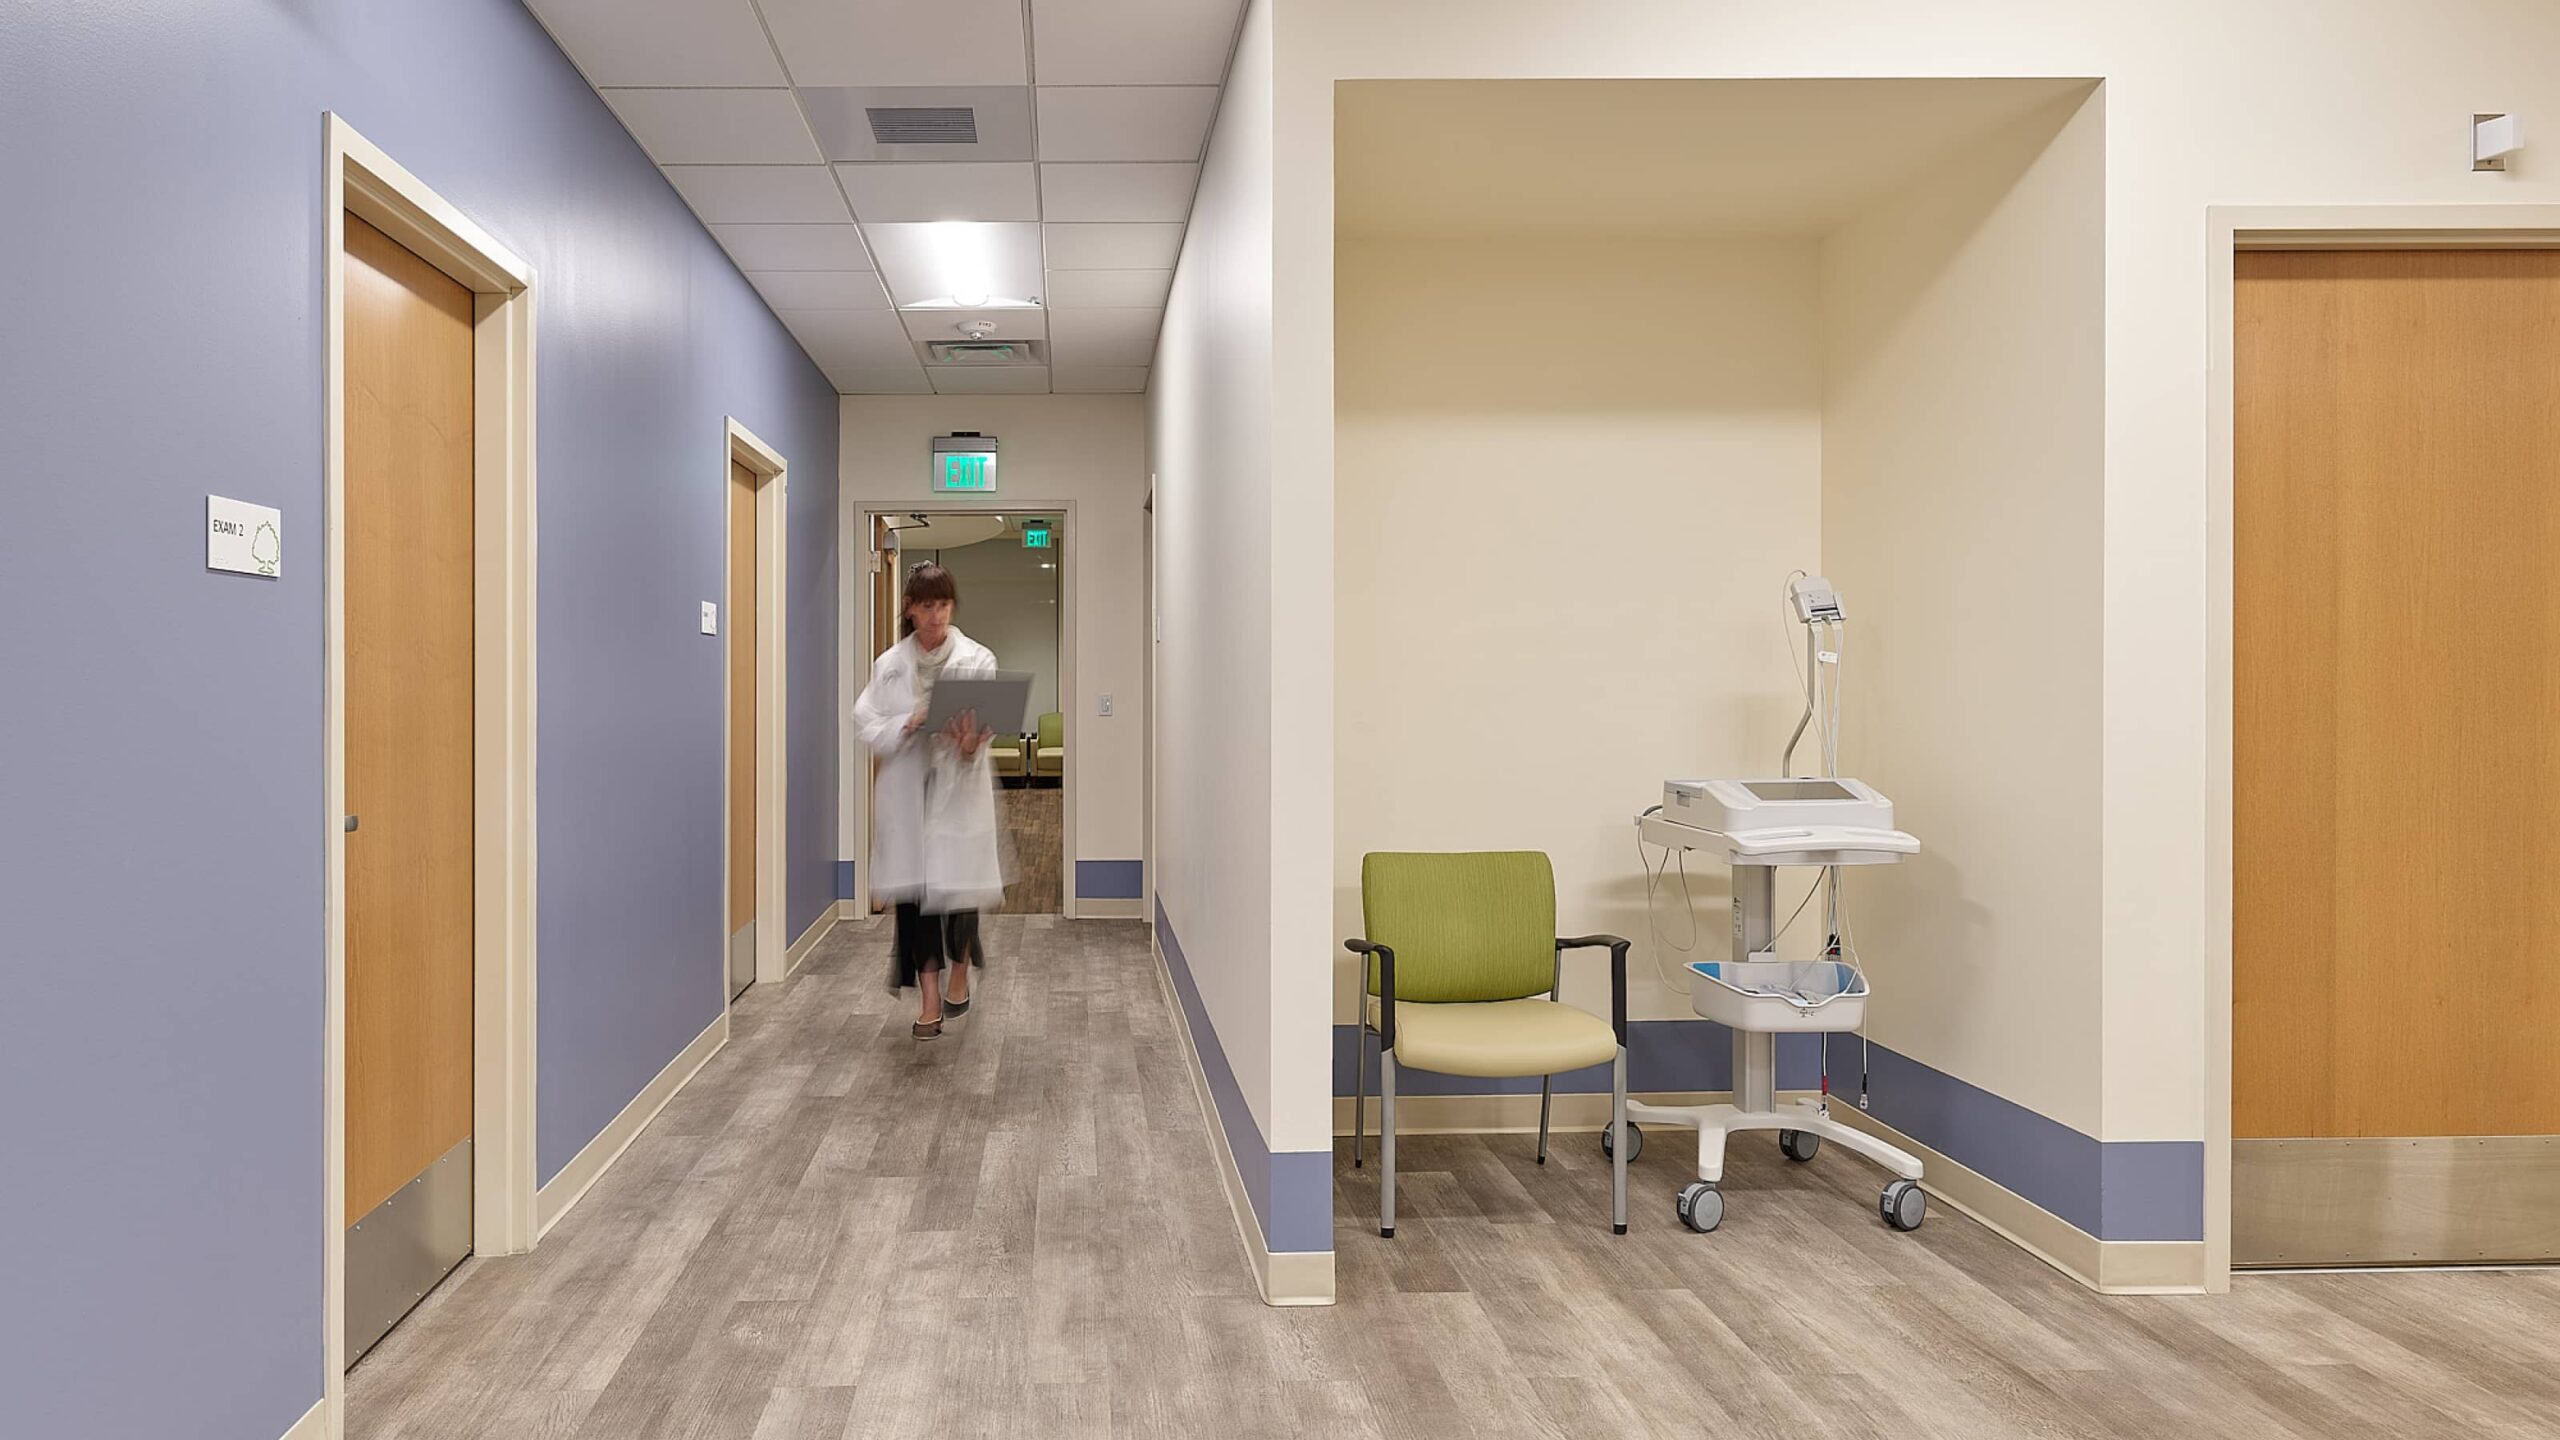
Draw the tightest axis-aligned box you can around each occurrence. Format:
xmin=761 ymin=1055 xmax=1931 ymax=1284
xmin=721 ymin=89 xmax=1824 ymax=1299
xmin=1037 ymin=711 xmax=1063 ymax=747
xmin=1360 ymin=851 xmax=1556 ymax=1003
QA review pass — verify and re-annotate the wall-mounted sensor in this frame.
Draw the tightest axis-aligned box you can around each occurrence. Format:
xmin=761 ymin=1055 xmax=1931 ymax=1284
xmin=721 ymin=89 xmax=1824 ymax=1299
xmin=2475 ymin=112 xmax=2523 ymax=172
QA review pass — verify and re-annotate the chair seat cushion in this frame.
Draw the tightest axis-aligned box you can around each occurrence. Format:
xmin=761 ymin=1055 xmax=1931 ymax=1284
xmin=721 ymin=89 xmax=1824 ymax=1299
xmin=1369 ymin=996 xmax=1617 ymax=1078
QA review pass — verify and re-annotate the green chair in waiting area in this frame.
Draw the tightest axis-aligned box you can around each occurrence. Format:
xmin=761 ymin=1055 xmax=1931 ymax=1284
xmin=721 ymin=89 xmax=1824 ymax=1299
xmin=1344 ymin=851 xmax=1632 ymax=1237
xmin=1031 ymin=710 xmax=1064 ymax=782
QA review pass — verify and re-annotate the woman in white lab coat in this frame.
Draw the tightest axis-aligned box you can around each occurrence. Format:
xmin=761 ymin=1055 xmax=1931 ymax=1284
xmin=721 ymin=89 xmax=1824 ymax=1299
xmin=852 ymin=561 xmax=1009 ymax=1039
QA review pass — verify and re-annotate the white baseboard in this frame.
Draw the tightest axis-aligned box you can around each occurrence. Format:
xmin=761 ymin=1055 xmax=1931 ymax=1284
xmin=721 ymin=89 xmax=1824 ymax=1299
xmin=1075 ymin=897 xmax=1142 ymax=920
xmin=1828 ymin=1105 xmax=2206 ymax=1294
xmin=279 ymin=1398 xmax=326 ymax=1440
xmin=786 ymin=905 xmax=838 ymax=979
xmin=535 ymin=1012 xmax=728 ymax=1237
xmin=1152 ymin=935 xmax=1336 ymax=1306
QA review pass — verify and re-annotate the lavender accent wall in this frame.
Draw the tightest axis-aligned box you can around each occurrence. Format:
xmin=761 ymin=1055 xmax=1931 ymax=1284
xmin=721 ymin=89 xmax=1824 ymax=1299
xmin=0 ymin=3 xmax=838 ymax=1436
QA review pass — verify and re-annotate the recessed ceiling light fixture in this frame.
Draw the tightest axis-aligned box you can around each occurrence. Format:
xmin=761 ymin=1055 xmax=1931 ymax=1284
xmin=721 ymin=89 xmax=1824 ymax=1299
xmin=903 ymin=221 xmax=1037 ymax=310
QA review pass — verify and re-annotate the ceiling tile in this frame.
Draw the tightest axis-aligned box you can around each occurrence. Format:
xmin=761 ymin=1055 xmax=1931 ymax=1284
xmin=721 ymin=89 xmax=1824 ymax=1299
xmin=525 ymin=0 xmax=785 ymax=86
xmin=1043 ymin=222 xmax=1184 ymax=270
xmin=820 ymin=358 xmax=935 ymax=394
xmin=1051 ymin=365 xmax=1150 ymax=393
xmin=663 ymin=165 xmax=849 ymax=223
xmin=863 ymin=222 xmax=1046 ymax=307
xmin=1031 ymin=0 xmax=1243 ymax=85
xmin=601 ymin=89 xmax=820 ymax=165
xmin=758 ymin=0 xmax=1028 ymax=88
xmin=1042 ymin=269 xmax=1173 ymax=309
xmin=1038 ymin=164 xmax=1197 ymax=223
xmin=747 ymin=271 xmax=893 ymax=311
xmin=780 ymin=309 xmax=927 ymax=393
xmin=930 ymin=366 xmax=1054 ymax=395
xmin=837 ymin=163 xmax=1039 ymax=224
xmin=1035 ymin=87 xmax=1218 ymax=162
xmin=899 ymin=307 xmax=1048 ymax=344
xmin=1046 ymin=307 xmax=1162 ymax=368
xmin=712 ymin=223 xmax=873 ymax=272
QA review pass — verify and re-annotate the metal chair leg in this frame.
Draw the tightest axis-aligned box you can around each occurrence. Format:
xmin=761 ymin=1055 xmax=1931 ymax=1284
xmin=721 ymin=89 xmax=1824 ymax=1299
xmin=1353 ymin=1027 xmax=1369 ymax=1168
xmin=1537 ymin=1076 xmax=1553 ymax=1164
xmin=1380 ymin=1049 xmax=1398 ymax=1238
xmin=1610 ymin=1047 xmax=1629 ymax=1235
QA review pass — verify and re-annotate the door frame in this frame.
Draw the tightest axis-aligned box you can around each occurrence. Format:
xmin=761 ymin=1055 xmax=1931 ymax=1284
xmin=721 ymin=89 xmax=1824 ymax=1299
xmin=2204 ymin=203 xmax=2560 ymax=1295
xmin=322 ymin=113 xmax=540 ymax=1430
xmin=850 ymin=499 xmax=1080 ymax=919
xmin=726 ymin=419 xmax=792 ymax=990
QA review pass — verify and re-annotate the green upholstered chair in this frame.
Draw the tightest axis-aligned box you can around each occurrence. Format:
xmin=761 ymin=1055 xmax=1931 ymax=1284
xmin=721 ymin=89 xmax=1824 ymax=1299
xmin=1344 ymin=852 xmax=1631 ymax=1237
xmin=988 ymin=731 xmax=1027 ymax=781
xmin=1032 ymin=710 xmax=1065 ymax=781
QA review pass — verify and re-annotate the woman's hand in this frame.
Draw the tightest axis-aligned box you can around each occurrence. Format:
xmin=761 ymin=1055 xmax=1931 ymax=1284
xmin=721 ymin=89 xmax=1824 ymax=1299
xmin=904 ymin=705 xmax=928 ymax=737
xmin=948 ymin=709 xmax=988 ymax=762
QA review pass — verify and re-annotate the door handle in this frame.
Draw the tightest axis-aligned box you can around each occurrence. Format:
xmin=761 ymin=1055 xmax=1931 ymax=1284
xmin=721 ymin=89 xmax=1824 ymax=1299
xmin=345 ymin=815 xmax=360 ymax=833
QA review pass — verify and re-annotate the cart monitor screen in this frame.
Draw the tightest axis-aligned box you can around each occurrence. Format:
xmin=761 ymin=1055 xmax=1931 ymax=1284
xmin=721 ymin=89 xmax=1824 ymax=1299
xmin=1743 ymin=780 xmax=1857 ymax=802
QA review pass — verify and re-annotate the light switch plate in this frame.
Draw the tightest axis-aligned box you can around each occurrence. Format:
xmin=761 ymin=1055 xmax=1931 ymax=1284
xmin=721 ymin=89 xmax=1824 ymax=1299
xmin=1098 ymin=693 xmax=1113 ymax=717
xmin=700 ymin=602 xmax=718 ymax=635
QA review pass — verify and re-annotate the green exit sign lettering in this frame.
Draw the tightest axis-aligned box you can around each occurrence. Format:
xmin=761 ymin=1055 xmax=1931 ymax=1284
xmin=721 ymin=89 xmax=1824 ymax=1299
xmin=1022 ymin=524 xmax=1052 ymax=549
xmin=930 ymin=435 xmax=999 ymax=495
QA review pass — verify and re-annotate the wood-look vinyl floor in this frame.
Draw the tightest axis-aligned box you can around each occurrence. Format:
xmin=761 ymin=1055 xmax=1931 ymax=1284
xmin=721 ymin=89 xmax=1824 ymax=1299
xmin=349 ymin=918 xmax=2560 ymax=1440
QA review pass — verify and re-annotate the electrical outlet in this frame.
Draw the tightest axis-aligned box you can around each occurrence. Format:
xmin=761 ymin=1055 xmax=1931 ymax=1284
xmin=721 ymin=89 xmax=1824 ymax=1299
xmin=1098 ymin=693 xmax=1114 ymax=717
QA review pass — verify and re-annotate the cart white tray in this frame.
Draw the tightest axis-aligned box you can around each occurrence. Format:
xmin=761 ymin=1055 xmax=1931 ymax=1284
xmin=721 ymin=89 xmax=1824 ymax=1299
xmin=1687 ymin=958 xmax=1869 ymax=1033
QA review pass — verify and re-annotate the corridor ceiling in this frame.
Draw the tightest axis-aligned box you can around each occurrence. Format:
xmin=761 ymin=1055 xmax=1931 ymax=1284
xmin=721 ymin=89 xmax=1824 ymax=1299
xmin=526 ymin=0 xmax=1247 ymax=395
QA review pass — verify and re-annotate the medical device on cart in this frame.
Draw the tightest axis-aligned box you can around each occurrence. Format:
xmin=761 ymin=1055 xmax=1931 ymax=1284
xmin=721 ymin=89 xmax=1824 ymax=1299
xmin=1624 ymin=576 xmax=1929 ymax=1235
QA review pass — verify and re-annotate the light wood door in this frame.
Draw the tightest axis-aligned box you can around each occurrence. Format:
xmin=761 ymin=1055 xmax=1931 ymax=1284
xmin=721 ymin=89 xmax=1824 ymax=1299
xmin=344 ymin=213 xmax=476 ymax=1225
xmin=2236 ymin=249 xmax=2560 ymax=1143
xmin=728 ymin=461 xmax=759 ymax=996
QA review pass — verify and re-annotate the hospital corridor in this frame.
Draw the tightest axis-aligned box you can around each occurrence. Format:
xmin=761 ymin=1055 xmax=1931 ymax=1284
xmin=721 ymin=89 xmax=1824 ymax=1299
xmin=11 ymin=2 xmax=2560 ymax=1439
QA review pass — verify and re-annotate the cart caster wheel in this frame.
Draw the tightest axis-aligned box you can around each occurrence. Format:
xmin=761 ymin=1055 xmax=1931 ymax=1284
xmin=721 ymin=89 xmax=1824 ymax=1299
xmin=1600 ymin=1122 xmax=1642 ymax=1163
xmin=1676 ymin=1182 xmax=1723 ymax=1233
xmin=1881 ymin=1179 xmax=1927 ymax=1232
xmin=1779 ymin=1129 xmax=1821 ymax=1163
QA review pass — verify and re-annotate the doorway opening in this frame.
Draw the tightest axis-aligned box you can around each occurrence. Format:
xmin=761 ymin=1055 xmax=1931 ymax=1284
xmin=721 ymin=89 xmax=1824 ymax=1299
xmin=860 ymin=506 xmax=1076 ymax=918
xmin=726 ymin=421 xmax=790 ymax=996
xmin=323 ymin=114 xmax=538 ymax=1412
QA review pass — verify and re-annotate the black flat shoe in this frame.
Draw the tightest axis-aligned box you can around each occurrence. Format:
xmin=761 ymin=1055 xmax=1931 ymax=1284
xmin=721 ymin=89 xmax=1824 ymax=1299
xmin=912 ymin=1018 xmax=942 ymax=1040
xmin=942 ymin=994 xmax=972 ymax=1016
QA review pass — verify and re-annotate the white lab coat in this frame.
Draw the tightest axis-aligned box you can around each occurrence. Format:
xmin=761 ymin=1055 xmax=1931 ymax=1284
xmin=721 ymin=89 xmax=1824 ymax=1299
xmin=853 ymin=628 xmax=1008 ymax=912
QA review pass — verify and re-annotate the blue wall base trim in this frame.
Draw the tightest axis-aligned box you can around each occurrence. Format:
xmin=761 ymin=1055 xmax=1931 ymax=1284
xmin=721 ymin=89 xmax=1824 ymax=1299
xmin=1160 ymin=903 xmax=1332 ymax=1255
xmin=1077 ymin=858 xmax=1143 ymax=900
xmin=1331 ymin=1020 xmax=2202 ymax=1243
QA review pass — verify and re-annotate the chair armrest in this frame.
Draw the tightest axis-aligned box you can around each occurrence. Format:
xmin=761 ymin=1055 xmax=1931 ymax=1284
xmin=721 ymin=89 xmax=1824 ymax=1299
xmin=1556 ymin=934 xmax=1630 ymax=1044
xmin=1345 ymin=939 xmax=1396 ymax=1049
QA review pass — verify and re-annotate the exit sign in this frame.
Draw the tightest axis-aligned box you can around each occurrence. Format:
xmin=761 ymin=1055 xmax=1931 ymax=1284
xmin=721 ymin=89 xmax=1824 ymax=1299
xmin=931 ymin=434 xmax=999 ymax=494
xmin=1023 ymin=523 xmax=1052 ymax=549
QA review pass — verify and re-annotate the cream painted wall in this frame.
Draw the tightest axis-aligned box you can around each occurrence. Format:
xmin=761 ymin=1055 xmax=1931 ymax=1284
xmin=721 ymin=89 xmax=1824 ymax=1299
xmin=1334 ymin=237 xmax=1825 ymax=1025
xmin=1273 ymin=0 xmax=2560 ymax=1151
xmin=839 ymin=396 xmax=1147 ymax=890
xmin=1821 ymin=90 xmax=2106 ymax=1133
xmin=1149 ymin=0 xmax=1295 ymax=1144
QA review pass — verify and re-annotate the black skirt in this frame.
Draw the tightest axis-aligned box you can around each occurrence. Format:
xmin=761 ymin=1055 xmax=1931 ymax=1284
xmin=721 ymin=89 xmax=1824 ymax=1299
xmin=890 ymin=902 xmax=983 ymax=993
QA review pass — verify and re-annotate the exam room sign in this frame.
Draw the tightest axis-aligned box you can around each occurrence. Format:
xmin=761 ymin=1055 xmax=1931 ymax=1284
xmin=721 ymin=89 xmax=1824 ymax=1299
xmin=207 ymin=495 xmax=282 ymax=578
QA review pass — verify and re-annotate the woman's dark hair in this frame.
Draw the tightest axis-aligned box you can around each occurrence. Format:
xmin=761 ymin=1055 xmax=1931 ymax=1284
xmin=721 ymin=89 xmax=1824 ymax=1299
xmin=900 ymin=561 xmax=958 ymax=637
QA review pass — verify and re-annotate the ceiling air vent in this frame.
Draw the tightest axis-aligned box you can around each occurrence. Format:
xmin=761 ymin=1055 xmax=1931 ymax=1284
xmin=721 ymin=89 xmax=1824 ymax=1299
xmin=867 ymin=106 xmax=977 ymax=145
xmin=929 ymin=341 xmax=1042 ymax=366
